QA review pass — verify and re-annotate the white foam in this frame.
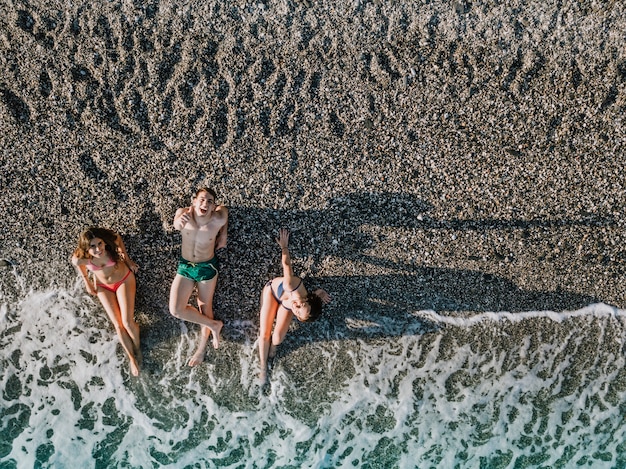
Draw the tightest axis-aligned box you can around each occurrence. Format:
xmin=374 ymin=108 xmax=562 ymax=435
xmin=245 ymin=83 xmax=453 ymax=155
xmin=1 ymin=284 xmax=625 ymax=467
xmin=416 ymin=302 xmax=622 ymax=325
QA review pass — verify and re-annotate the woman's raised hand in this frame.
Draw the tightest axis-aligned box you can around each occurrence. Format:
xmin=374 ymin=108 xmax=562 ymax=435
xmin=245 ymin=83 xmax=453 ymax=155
xmin=276 ymin=228 xmax=290 ymax=250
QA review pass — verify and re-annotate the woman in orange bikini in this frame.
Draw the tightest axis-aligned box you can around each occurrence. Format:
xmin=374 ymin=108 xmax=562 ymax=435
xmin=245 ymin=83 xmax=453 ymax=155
xmin=258 ymin=228 xmax=331 ymax=383
xmin=71 ymin=227 xmax=141 ymax=376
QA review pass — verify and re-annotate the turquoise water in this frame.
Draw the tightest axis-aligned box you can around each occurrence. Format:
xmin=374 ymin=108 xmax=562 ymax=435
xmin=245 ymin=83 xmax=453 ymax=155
xmin=2 ymin=271 xmax=626 ymax=468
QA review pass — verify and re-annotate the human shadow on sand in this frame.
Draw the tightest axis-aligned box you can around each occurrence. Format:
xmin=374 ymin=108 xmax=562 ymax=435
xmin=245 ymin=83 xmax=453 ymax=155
xmin=275 ymin=268 xmax=598 ymax=353
xmin=228 ymin=191 xmax=614 ymax=271
xmin=126 ymin=191 xmax=605 ymax=365
xmin=226 ymin=191 xmax=602 ymax=332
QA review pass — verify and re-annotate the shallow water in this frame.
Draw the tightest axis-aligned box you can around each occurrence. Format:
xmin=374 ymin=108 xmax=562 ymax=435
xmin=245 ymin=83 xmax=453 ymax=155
xmin=2 ymin=271 xmax=626 ymax=468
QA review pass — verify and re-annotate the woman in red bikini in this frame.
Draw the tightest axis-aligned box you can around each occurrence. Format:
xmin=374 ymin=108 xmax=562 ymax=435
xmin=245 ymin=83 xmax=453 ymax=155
xmin=258 ymin=228 xmax=331 ymax=384
xmin=71 ymin=227 xmax=141 ymax=376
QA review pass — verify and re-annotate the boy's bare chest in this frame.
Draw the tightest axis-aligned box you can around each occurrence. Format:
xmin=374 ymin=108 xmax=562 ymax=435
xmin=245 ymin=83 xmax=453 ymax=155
xmin=182 ymin=224 xmax=217 ymax=241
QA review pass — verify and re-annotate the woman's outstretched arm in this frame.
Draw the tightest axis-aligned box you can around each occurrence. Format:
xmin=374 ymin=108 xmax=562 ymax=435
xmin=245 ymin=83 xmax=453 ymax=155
xmin=276 ymin=228 xmax=297 ymax=287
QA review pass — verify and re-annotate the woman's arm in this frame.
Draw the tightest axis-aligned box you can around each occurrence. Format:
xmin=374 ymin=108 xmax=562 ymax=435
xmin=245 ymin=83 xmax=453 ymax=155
xmin=71 ymin=254 xmax=88 ymax=267
xmin=115 ymin=233 xmax=139 ymax=273
xmin=72 ymin=260 xmax=97 ymax=295
xmin=276 ymin=228 xmax=296 ymax=285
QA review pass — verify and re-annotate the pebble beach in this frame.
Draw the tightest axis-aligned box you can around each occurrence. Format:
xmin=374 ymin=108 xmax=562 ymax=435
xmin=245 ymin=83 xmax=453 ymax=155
xmin=1 ymin=0 xmax=624 ymax=319
xmin=2 ymin=1 xmax=626 ymax=466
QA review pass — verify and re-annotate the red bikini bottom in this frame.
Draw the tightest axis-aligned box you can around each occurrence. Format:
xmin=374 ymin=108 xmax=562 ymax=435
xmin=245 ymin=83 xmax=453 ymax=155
xmin=97 ymin=269 xmax=132 ymax=293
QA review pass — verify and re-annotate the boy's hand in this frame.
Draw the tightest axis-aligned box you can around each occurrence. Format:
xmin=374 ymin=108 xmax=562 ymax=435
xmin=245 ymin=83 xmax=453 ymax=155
xmin=216 ymin=225 xmax=227 ymax=250
xmin=179 ymin=207 xmax=192 ymax=227
xmin=216 ymin=246 xmax=228 ymax=265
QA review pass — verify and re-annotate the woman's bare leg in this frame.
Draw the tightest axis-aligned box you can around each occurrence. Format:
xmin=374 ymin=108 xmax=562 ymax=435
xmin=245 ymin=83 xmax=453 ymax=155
xmin=116 ymin=273 xmax=140 ymax=359
xmin=271 ymin=307 xmax=294 ymax=354
xmin=98 ymin=289 xmax=140 ymax=376
xmin=258 ymin=285 xmax=279 ymax=383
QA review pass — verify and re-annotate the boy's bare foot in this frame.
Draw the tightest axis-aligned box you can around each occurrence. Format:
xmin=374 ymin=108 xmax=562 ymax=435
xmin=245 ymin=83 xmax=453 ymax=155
xmin=188 ymin=327 xmax=210 ymax=366
xmin=210 ymin=320 xmax=223 ymax=349
xmin=188 ymin=348 xmax=206 ymax=367
xmin=268 ymin=343 xmax=278 ymax=358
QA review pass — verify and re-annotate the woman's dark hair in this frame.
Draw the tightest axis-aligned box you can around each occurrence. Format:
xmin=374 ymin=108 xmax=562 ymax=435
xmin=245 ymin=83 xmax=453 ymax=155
xmin=74 ymin=227 xmax=120 ymax=262
xmin=301 ymin=291 xmax=324 ymax=323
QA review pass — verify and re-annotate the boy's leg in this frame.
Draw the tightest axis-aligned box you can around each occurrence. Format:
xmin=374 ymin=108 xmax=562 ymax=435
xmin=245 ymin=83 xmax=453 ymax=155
xmin=188 ymin=277 xmax=220 ymax=366
xmin=169 ymin=274 xmax=196 ymax=319
xmin=170 ymin=274 xmax=222 ymax=336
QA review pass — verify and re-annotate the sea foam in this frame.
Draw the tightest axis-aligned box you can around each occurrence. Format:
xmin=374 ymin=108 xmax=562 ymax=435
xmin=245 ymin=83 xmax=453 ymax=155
xmin=2 ymin=280 xmax=626 ymax=467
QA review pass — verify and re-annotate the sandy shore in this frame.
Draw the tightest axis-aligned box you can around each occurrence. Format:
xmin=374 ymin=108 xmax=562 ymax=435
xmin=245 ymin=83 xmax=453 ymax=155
xmin=1 ymin=0 xmax=625 ymax=335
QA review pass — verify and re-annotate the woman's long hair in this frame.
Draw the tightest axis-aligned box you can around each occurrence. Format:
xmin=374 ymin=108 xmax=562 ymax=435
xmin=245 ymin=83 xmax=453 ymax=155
xmin=73 ymin=227 xmax=120 ymax=262
xmin=301 ymin=291 xmax=323 ymax=323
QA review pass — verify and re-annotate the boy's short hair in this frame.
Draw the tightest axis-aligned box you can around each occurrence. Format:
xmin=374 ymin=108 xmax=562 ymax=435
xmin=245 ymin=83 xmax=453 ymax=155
xmin=195 ymin=187 xmax=217 ymax=200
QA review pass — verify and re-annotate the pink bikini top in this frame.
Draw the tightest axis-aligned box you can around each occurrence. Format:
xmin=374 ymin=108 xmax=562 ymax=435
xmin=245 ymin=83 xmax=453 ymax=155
xmin=86 ymin=257 xmax=117 ymax=271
